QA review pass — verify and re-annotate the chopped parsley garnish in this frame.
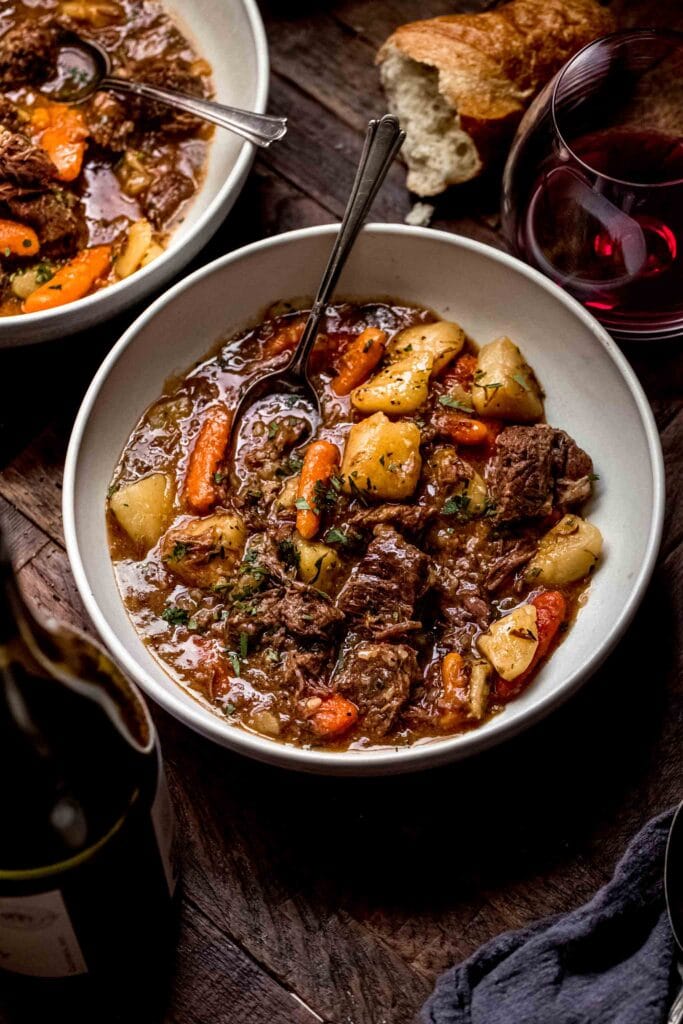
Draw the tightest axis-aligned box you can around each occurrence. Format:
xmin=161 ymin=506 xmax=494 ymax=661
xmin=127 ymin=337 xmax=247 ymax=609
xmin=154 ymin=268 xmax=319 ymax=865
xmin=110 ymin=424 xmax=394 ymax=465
xmin=309 ymin=554 xmax=326 ymax=585
xmin=442 ymin=493 xmax=471 ymax=519
xmin=512 ymin=373 xmax=531 ymax=391
xmin=439 ymin=394 xmax=473 ymax=412
xmin=324 ymin=527 xmax=348 ymax=545
xmin=223 ymin=702 xmax=236 ymax=716
xmin=278 ymin=538 xmax=300 ymax=569
xmin=264 ymin=648 xmax=280 ymax=663
xmin=268 ymin=421 xmax=280 ymax=440
xmin=589 ymin=473 xmax=600 ymax=482
xmin=162 ymin=605 xmax=190 ymax=627
xmin=239 ymin=631 xmax=249 ymax=660
xmin=214 ymin=470 xmax=225 ymax=484
xmin=35 ymin=262 xmax=54 ymax=285
xmin=294 ymin=497 xmax=311 ymax=511
xmin=106 ymin=483 xmax=118 ymax=499
xmin=227 ymin=651 xmax=241 ymax=675
xmin=21 ymin=238 xmax=32 ymax=249
xmin=167 ymin=542 xmax=188 ymax=562
xmin=3 ymin=247 xmax=9 ymax=258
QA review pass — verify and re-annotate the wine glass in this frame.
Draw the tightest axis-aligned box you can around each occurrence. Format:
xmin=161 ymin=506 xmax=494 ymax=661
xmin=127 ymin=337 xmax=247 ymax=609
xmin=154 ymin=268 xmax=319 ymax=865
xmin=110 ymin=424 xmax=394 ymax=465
xmin=502 ymin=29 xmax=683 ymax=341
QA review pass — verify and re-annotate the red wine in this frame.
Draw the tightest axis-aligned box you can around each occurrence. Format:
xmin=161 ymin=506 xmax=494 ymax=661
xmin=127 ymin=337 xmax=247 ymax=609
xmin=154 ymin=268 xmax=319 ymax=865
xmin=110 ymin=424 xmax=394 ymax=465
xmin=519 ymin=128 xmax=683 ymax=333
xmin=0 ymin=537 xmax=179 ymax=1022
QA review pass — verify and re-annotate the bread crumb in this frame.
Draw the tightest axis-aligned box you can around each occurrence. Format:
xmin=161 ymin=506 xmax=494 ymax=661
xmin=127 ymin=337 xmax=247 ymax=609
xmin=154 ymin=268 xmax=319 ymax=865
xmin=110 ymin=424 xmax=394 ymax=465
xmin=405 ymin=202 xmax=434 ymax=227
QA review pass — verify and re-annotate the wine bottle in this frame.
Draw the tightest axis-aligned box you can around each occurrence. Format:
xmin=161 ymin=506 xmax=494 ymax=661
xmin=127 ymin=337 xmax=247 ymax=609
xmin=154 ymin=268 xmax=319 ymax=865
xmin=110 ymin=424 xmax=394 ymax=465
xmin=0 ymin=534 xmax=179 ymax=1022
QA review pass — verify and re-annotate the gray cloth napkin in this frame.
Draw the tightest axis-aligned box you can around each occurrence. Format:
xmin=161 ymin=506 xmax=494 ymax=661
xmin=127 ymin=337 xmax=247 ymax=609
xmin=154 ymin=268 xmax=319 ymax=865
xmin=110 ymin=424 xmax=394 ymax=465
xmin=421 ymin=809 xmax=677 ymax=1024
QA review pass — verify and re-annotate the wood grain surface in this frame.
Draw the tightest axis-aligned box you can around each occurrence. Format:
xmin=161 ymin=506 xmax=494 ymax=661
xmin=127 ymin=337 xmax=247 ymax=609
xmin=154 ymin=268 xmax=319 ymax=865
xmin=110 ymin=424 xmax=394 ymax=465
xmin=1 ymin=2 xmax=681 ymax=1022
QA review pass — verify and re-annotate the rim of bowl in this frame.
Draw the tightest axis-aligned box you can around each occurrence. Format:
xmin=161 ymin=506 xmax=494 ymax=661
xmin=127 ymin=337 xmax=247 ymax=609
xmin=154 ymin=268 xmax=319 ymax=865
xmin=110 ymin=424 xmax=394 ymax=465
xmin=63 ymin=224 xmax=665 ymax=775
xmin=0 ymin=0 xmax=270 ymax=335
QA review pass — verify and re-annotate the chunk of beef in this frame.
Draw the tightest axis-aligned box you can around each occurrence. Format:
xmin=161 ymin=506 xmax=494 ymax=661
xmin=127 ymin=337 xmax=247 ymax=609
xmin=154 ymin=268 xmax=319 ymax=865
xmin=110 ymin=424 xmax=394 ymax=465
xmin=0 ymin=96 xmax=27 ymax=134
xmin=5 ymin=189 xmax=87 ymax=258
xmin=347 ymin=503 xmax=433 ymax=534
xmin=86 ymin=93 xmax=135 ymax=152
xmin=336 ymin=524 xmax=431 ymax=635
xmin=225 ymin=582 xmax=343 ymax=646
xmin=485 ymin=536 xmax=537 ymax=592
xmin=126 ymin=61 xmax=209 ymax=135
xmin=489 ymin=425 xmax=593 ymax=523
xmin=0 ymin=20 xmax=59 ymax=86
xmin=420 ymin=445 xmax=472 ymax=503
xmin=0 ymin=126 xmax=55 ymax=187
xmin=333 ymin=641 xmax=421 ymax=737
xmin=430 ymin=525 xmax=493 ymax=638
xmin=143 ymin=170 xmax=195 ymax=228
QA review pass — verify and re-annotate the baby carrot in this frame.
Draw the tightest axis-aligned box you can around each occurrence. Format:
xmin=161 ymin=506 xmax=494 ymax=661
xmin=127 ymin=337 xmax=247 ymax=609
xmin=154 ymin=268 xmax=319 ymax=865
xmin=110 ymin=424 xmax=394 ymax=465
xmin=184 ymin=405 xmax=231 ymax=513
xmin=332 ymin=327 xmax=386 ymax=396
xmin=263 ymin=318 xmax=305 ymax=357
xmin=23 ymin=246 xmax=111 ymax=313
xmin=296 ymin=439 xmax=339 ymax=540
xmin=495 ymin=591 xmax=567 ymax=700
xmin=32 ymin=104 xmax=88 ymax=182
xmin=310 ymin=693 xmax=359 ymax=738
xmin=0 ymin=219 xmax=39 ymax=257
xmin=443 ymin=416 xmax=490 ymax=446
xmin=441 ymin=352 xmax=478 ymax=388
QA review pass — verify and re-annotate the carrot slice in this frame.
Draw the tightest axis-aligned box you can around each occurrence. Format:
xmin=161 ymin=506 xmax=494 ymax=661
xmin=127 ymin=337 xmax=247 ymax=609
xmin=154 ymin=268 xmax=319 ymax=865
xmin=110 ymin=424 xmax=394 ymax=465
xmin=0 ymin=219 xmax=39 ymax=257
xmin=31 ymin=104 xmax=88 ymax=182
xmin=263 ymin=319 xmax=305 ymax=357
xmin=495 ymin=591 xmax=567 ymax=700
xmin=441 ymin=352 xmax=478 ymax=388
xmin=23 ymin=246 xmax=111 ymax=313
xmin=310 ymin=694 xmax=359 ymax=738
xmin=296 ymin=439 xmax=339 ymax=540
xmin=184 ymin=405 xmax=231 ymax=513
xmin=332 ymin=327 xmax=386 ymax=396
xmin=442 ymin=416 xmax=490 ymax=446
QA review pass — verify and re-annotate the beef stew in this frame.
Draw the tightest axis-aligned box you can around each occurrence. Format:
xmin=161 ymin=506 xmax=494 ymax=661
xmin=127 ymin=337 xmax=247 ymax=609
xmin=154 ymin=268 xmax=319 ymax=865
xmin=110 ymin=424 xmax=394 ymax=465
xmin=0 ymin=0 xmax=212 ymax=315
xmin=107 ymin=301 xmax=603 ymax=751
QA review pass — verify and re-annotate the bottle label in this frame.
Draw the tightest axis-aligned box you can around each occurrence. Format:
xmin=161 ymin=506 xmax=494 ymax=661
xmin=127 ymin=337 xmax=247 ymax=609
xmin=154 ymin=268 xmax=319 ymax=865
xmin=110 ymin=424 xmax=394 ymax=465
xmin=0 ymin=889 xmax=87 ymax=977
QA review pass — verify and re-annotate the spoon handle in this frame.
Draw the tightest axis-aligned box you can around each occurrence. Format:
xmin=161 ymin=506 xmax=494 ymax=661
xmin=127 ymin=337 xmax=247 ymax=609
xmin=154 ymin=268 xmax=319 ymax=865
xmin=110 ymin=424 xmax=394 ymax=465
xmin=288 ymin=114 xmax=405 ymax=379
xmin=102 ymin=77 xmax=287 ymax=148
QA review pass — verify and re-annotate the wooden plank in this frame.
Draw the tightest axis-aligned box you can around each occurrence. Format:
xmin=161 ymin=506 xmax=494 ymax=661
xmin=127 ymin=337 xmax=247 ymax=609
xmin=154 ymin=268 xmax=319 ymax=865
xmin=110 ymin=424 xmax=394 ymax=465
xmin=0 ymin=423 xmax=68 ymax=547
xmin=18 ymin=541 xmax=90 ymax=631
xmin=0 ymin=494 xmax=50 ymax=569
xmin=168 ymin=898 xmax=322 ymax=1024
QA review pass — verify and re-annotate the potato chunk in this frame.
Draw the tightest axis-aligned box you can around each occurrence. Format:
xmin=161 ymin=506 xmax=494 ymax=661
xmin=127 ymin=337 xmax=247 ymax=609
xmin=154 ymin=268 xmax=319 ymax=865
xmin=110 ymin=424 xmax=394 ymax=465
xmin=160 ymin=513 xmax=246 ymax=589
xmin=109 ymin=473 xmax=173 ymax=551
xmin=294 ymin=536 xmax=342 ymax=594
xmin=340 ymin=413 xmax=422 ymax=500
xmin=526 ymin=514 xmax=602 ymax=586
xmin=387 ymin=320 xmax=465 ymax=376
xmin=477 ymin=604 xmax=539 ymax=681
xmin=351 ymin=353 xmax=432 ymax=414
xmin=472 ymin=337 xmax=543 ymax=422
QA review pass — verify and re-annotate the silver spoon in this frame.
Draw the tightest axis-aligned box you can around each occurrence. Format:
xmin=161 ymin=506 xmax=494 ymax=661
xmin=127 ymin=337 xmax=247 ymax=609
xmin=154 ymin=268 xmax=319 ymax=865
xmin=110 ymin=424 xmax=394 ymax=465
xmin=666 ymin=801 xmax=683 ymax=1024
xmin=42 ymin=32 xmax=287 ymax=149
xmin=227 ymin=113 xmax=405 ymax=458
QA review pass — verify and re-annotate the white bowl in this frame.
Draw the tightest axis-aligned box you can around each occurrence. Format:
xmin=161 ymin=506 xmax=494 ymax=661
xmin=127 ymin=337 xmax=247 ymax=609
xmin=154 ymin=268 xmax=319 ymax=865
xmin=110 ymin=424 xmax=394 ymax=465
xmin=0 ymin=0 xmax=268 ymax=347
xmin=63 ymin=225 xmax=665 ymax=775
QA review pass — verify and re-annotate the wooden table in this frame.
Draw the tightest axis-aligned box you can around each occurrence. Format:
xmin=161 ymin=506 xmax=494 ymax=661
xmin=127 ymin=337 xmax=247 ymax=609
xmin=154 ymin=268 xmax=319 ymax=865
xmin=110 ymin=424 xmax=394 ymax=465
xmin=2 ymin=1 xmax=682 ymax=1021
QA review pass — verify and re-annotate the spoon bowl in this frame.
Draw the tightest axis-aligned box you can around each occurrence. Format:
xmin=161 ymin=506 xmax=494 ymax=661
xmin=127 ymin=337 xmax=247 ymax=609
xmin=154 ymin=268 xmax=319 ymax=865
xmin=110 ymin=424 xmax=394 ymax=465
xmin=42 ymin=31 xmax=287 ymax=149
xmin=226 ymin=114 xmax=404 ymax=467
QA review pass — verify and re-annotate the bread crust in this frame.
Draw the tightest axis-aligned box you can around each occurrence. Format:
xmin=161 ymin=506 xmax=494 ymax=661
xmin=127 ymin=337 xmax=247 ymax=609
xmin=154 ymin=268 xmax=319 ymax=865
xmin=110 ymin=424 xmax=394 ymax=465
xmin=378 ymin=0 xmax=616 ymax=187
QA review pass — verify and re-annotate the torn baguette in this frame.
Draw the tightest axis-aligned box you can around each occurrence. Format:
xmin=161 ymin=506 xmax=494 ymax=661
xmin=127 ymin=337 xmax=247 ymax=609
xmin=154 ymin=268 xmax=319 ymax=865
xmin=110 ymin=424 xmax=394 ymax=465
xmin=377 ymin=0 xmax=616 ymax=196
